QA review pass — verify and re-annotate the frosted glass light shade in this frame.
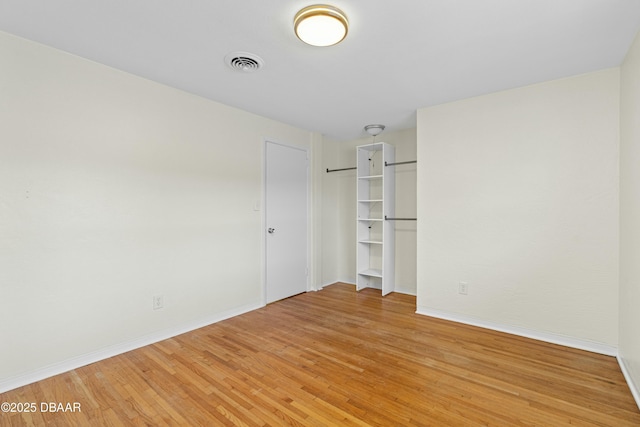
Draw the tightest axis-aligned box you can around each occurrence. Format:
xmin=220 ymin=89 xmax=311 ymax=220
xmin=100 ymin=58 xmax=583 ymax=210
xmin=294 ymin=5 xmax=349 ymax=47
xmin=364 ymin=124 xmax=385 ymax=136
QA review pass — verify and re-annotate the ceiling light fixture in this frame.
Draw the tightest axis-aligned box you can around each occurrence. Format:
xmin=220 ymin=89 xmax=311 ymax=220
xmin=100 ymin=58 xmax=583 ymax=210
xmin=364 ymin=124 xmax=385 ymax=143
xmin=294 ymin=4 xmax=349 ymax=47
xmin=364 ymin=124 xmax=385 ymax=136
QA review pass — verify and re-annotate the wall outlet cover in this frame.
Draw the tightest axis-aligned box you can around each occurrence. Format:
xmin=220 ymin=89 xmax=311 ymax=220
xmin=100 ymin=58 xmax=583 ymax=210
xmin=458 ymin=282 xmax=468 ymax=295
xmin=153 ymin=295 xmax=164 ymax=310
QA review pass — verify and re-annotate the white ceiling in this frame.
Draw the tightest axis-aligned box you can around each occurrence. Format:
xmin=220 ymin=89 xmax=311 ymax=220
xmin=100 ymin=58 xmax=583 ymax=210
xmin=1 ymin=0 xmax=640 ymax=140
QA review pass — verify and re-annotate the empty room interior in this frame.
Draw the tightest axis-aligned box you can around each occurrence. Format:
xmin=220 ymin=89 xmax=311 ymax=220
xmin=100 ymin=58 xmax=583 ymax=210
xmin=2 ymin=1 xmax=640 ymax=425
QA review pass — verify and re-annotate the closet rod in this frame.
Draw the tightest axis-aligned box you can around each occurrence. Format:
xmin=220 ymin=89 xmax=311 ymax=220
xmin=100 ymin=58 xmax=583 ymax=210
xmin=385 ymin=160 xmax=417 ymax=167
xmin=385 ymin=216 xmax=417 ymax=221
xmin=327 ymin=159 xmax=416 ymax=172
xmin=326 ymin=166 xmax=357 ymax=173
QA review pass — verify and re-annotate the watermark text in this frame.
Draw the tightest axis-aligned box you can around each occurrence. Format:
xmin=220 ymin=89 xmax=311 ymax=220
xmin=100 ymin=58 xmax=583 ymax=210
xmin=1 ymin=402 xmax=81 ymax=413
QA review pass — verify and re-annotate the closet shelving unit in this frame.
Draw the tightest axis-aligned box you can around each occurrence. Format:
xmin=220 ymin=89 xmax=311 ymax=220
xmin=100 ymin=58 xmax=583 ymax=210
xmin=356 ymin=142 xmax=395 ymax=296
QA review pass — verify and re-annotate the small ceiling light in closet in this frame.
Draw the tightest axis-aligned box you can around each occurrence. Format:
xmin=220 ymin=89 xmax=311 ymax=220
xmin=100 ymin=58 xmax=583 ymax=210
xmin=294 ymin=4 xmax=349 ymax=47
xmin=364 ymin=124 xmax=385 ymax=136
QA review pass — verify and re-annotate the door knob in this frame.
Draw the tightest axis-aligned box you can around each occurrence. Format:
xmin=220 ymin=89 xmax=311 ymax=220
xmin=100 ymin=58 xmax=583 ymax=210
xmin=268 ymin=228 xmax=275 ymax=234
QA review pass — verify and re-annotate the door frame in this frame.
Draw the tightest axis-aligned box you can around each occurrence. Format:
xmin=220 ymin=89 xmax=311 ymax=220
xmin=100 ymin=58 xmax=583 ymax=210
xmin=262 ymin=138 xmax=312 ymax=305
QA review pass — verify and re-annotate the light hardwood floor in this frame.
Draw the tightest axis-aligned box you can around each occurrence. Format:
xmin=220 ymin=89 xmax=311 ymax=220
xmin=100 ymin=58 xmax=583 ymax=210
xmin=2 ymin=283 xmax=639 ymax=426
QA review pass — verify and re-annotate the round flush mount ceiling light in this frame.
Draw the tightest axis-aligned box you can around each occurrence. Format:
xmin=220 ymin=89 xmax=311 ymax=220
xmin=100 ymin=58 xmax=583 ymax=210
xmin=364 ymin=124 xmax=385 ymax=136
xmin=294 ymin=4 xmax=349 ymax=47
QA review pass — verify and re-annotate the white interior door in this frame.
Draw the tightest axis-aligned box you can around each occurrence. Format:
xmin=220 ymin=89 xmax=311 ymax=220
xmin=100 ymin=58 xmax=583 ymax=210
xmin=265 ymin=141 xmax=308 ymax=304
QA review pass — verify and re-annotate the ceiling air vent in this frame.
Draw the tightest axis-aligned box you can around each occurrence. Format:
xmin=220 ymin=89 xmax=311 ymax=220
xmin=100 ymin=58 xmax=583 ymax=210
xmin=225 ymin=52 xmax=264 ymax=73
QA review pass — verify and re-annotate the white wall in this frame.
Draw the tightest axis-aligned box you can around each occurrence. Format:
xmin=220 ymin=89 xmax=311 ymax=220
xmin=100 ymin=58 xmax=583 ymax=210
xmin=319 ymin=135 xmax=341 ymax=287
xmin=416 ymin=69 xmax=620 ymax=350
xmin=322 ymin=128 xmax=417 ymax=294
xmin=620 ymin=30 xmax=640 ymax=404
xmin=0 ymin=31 xmax=317 ymax=390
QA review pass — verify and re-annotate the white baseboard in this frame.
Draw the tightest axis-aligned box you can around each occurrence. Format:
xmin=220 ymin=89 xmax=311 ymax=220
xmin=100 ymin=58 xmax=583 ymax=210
xmin=0 ymin=301 xmax=264 ymax=394
xmin=327 ymin=281 xmax=416 ymax=296
xmin=320 ymin=280 xmax=341 ymax=288
xmin=416 ymin=306 xmax=617 ymax=357
xmin=393 ymin=284 xmax=416 ymax=296
xmin=618 ymin=355 xmax=640 ymax=411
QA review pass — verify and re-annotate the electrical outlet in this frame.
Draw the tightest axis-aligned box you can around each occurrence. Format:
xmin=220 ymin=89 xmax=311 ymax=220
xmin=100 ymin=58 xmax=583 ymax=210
xmin=458 ymin=282 xmax=468 ymax=295
xmin=153 ymin=295 xmax=164 ymax=310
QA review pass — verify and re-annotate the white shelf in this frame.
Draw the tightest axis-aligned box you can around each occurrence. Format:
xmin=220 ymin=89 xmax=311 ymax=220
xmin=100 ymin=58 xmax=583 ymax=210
xmin=356 ymin=142 xmax=395 ymax=296
xmin=358 ymin=269 xmax=383 ymax=278
xmin=358 ymin=142 xmax=385 ymax=152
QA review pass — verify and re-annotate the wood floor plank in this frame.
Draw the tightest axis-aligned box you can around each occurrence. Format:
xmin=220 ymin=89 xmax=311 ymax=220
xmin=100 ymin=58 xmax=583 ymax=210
xmin=1 ymin=283 xmax=639 ymax=426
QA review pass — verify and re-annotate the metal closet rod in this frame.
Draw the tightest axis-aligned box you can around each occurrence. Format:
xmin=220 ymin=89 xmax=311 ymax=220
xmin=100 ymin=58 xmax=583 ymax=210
xmin=326 ymin=166 xmax=357 ymax=173
xmin=326 ymin=159 xmax=417 ymax=173
xmin=385 ymin=215 xmax=417 ymax=221
xmin=385 ymin=160 xmax=417 ymax=167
